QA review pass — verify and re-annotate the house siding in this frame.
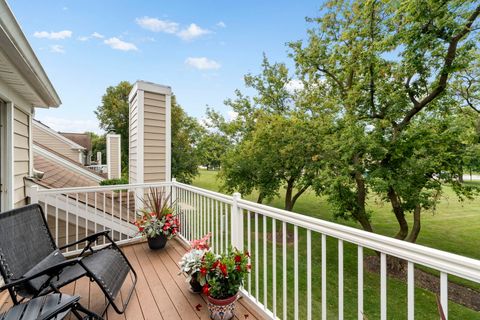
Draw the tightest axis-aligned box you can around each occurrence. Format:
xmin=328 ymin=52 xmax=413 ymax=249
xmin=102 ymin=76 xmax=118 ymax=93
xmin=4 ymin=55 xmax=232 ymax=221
xmin=129 ymin=92 xmax=138 ymax=183
xmin=143 ymin=91 xmax=166 ymax=182
xmin=13 ymin=107 xmax=29 ymax=207
xmin=107 ymin=135 xmax=121 ymax=179
xmin=33 ymin=122 xmax=82 ymax=163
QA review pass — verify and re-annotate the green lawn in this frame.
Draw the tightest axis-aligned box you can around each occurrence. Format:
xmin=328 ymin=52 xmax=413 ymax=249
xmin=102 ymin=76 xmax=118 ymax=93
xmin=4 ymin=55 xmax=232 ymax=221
xmin=192 ymin=169 xmax=480 ymax=319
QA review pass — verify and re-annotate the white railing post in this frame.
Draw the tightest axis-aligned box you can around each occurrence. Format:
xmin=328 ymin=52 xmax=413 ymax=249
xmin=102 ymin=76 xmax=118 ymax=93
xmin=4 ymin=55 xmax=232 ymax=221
xmin=28 ymin=185 xmax=39 ymax=204
xmin=171 ymin=178 xmax=177 ymax=207
xmin=231 ymin=192 xmax=243 ymax=251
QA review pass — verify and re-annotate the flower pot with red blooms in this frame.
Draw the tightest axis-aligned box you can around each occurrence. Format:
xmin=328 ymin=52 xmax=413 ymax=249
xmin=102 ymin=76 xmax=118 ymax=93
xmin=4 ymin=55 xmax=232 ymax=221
xmin=179 ymin=234 xmax=212 ymax=293
xmin=197 ymin=247 xmax=251 ymax=320
xmin=134 ymin=188 xmax=180 ymax=250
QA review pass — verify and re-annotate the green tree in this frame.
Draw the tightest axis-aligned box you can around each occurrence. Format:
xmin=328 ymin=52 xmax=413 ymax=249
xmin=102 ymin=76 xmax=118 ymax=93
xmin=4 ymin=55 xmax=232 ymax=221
xmin=95 ymin=81 xmax=132 ymax=172
xmin=215 ymin=56 xmax=323 ymax=210
xmin=290 ymin=0 xmax=480 ymax=240
xmin=86 ymin=132 xmax=106 ymax=164
xmin=171 ymin=96 xmax=205 ymax=183
xmin=197 ymin=132 xmax=230 ymax=170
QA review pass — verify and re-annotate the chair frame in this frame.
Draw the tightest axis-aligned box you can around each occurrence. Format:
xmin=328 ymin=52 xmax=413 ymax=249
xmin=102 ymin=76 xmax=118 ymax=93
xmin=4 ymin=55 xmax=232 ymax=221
xmin=0 ymin=204 xmax=137 ymax=316
xmin=0 ymin=258 xmax=102 ymax=319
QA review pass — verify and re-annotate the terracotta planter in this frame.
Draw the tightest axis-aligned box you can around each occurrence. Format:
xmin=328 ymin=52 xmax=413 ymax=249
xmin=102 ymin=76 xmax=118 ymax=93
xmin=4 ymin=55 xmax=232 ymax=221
xmin=207 ymin=294 xmax=237 ymax=320
xmin=147 ymin=234 xmax=167 ymax=250
xmin=189 ymin=273 xmax=202 ymax=293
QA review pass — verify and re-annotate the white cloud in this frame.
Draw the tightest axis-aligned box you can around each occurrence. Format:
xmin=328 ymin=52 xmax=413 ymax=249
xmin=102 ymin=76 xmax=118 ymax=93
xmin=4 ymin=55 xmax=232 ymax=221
xmin=136 ymin=16 xmax=179 ymax=34
xmin=50 ymin=45 xmax=65 ymax=53
xmin=185 ymin=57 xmax=221 ymax=70
xmin=284 ymin=79 xmax=304 ymax=93
xmin=104 ymin=37 xmax=138 ymax=51
xmin=177 ymin=23 xmax=211 ymax=40
xmin=91 ymin=32 xmax=104 ymax=39
xmin=216 ymin=21 xmax=226 ymax=28
xmin=34 ymin=30 xmax=72 ymax=40
xmin=77 ymin=36 xmax=89 ymax=41
xmin=37 ymin=116 xmax=103 ymax=134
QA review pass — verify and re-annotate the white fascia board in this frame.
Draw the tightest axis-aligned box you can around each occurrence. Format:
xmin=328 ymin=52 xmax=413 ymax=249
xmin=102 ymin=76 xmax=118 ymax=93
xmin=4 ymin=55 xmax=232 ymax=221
xmin=33 ymin=144 xmax=103 ymax=183
xmin=33 ymin=119 xmax=86 ymax=150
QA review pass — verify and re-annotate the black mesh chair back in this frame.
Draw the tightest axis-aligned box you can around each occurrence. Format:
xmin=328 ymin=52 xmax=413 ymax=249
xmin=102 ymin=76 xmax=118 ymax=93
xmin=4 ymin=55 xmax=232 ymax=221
xmin=0 ymin=204 xmax=56 ymax=283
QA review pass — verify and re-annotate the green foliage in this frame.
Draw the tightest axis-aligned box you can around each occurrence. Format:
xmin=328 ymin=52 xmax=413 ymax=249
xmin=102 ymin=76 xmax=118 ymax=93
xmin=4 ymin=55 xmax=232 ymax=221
xmin=198 ymin=247 xmax=250 ymax=299
xmin=95 ymin=81 xmax=132 ymax=171
xmin=196 ymin=132 xmax=230 ymax=170
xmin=99 ymin=178 xmax=129 ymax=186
xmin=86 ymin=132 xmax=106 ymax=164
xmin=288 ymin=0 xmax=480 ymax=239
xmin=213 ymin=56 xmax=324 ymax=210
xmin=171 ymin=96 xmax=205 ymax=183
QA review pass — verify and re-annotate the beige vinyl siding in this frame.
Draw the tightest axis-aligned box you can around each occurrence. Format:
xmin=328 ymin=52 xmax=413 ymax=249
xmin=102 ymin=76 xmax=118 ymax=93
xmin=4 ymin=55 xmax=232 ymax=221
xmin=129 ymin=92 xmax=138 ymax=183
xmin=13 ymin=107 xmax=29 ymax=207
xmin=143 ymin=91 xmax=166 ymax=182
xmin=108 ymin=135 xmax=120 ymax=179
xmin=33 ymin=124 xmax=81 ymax=163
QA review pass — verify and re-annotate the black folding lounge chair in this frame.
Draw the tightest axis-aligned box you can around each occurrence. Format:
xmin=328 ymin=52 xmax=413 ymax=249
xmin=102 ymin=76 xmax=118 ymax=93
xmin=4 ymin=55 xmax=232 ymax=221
xmin=0 ymin=258 xmax=101 ymax=319
xmin=0 ymin=204 xmax=137 ymax=315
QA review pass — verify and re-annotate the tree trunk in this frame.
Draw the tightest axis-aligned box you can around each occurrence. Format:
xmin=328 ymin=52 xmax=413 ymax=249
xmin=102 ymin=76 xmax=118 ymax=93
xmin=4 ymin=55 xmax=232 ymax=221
xmin=257 ymin=192 xmax=264 ymax=204
xmin=387 ymin=186 xmax=409 ymax=240
xmin=289 ymin=185 xmax=309 ymax=212
xmin=406 ymin=205 xmax=421 ymax=243
xmin=285 ymin=179 xmax=294 ymax=211
xmin=354 ymin=170 xmax=373 ymax=233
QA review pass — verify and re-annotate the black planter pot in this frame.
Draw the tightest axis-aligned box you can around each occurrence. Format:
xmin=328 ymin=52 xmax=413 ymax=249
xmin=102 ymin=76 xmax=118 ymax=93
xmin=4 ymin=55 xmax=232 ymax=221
xmin=147 ymin=234 xmax=168 ymax=250
xmin=189 ymin=273 xmax=202 ymax=293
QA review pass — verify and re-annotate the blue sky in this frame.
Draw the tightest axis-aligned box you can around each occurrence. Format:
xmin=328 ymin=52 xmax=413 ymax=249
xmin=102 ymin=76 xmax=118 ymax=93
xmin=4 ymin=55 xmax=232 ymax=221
xmin=8 ymin=0 xmax=321 ymax=133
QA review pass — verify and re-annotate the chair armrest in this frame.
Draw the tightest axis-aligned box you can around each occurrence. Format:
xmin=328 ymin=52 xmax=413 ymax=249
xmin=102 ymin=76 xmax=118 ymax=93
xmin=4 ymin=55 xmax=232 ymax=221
xmin=59 ymin=230 xmax=111 ymax=250
xmin=0 ymin=258 xmax=83 ymax=292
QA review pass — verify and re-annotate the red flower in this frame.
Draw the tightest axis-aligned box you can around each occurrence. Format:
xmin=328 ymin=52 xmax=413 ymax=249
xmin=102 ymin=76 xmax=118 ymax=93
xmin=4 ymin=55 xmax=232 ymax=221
xmin=150 ymin=212 xmax=156 ymax=217
xmin=236 ymin=265 xmax=242 ymax=271
xmin=212 ymin=260 xmax=220 ymax=270
xmin=247 ymin=264 xmax=251 ymax=270
xmin=234 ymin=255 xmax=242 ymax=263
xmin=200 ymin=267 xmax=207 ymax=276
xmin=138 ymin=226 xmax=144 ymax=232
xmin=219 ymin=263 xmax=228 ymax=276
xmin=202 ymin=284 xmax=210 ymax=296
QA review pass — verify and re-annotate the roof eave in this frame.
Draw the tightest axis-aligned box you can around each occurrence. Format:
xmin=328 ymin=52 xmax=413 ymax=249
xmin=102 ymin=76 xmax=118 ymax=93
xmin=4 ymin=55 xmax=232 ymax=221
xmin=0 ymin=0 xmax=61 ymax=108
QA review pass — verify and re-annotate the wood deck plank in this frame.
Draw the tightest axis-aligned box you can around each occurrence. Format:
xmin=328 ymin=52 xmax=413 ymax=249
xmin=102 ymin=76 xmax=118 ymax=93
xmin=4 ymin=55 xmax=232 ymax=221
xmin=131 ymin=244 xmax=182 ymax=320
xmin=135 ymin=245 xmax=199 ymax=320
xmin=158 ymin=243 xmax=211 ymax=320
xmin=168 ymin=240 xmax=262 ymax=320
xmin=122 ymin=246 xmax=164 ymax=320
xmin=116 ymin=271 xmax=142 ymax=320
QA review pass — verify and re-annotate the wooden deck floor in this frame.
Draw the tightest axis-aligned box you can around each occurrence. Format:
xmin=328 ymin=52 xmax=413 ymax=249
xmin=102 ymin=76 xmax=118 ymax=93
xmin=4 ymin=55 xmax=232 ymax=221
xmin=0 ymin=239 xmax=262 ymax=320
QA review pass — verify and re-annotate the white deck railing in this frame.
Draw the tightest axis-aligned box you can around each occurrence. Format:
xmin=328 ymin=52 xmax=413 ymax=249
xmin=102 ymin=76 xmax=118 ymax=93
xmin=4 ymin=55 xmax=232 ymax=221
xmin=86 ymin=164 xmax=107 ymax=174
xmin=28 ymin=180 xmax=480 ymax=319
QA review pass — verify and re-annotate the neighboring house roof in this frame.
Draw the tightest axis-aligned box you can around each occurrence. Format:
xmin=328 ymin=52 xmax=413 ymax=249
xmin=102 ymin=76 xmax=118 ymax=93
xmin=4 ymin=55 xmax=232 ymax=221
xmin=59 ymin=132 xmax=92 ymax=151
xmin=0 ymin=0 xmax=61 ymax=107
xmin=33 ymin=119 xmax=86 ymax=150
xmin=31 ymin=142 xmax=103 ymax=189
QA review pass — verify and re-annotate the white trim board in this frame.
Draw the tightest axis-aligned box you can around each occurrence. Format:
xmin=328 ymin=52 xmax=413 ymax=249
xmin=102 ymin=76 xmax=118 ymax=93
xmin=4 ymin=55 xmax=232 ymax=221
xmin=33 ymin=144 xmax=103 ymax=183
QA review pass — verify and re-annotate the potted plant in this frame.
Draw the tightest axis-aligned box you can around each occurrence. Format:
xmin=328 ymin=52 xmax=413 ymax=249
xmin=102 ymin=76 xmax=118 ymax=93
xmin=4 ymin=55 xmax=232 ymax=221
xmin=179 ymin=233 xmax=211 ymax=293
xmin=198 ymin=247 xmax=250 ymax=320
xmin=135 ymin=188 xmax=180 ymax=250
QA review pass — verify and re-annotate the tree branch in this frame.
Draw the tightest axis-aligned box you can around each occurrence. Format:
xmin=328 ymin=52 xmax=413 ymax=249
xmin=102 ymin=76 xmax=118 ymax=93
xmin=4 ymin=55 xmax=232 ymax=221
xmin=397 ymin=4 xmax=480 ymax=131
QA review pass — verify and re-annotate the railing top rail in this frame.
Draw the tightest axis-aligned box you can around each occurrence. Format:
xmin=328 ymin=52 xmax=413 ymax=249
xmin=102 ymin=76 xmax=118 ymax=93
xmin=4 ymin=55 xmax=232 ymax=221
xmin=36 ymin=181 xmax=173 ymax=195
xmin=236 ymin=198 xmax=480 ymax=283
xmin=173 ymin=181 xmax=233 ymax=203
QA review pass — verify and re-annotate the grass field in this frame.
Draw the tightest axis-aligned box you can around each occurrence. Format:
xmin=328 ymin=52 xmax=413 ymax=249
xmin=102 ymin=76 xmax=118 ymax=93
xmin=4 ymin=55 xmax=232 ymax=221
xmin=192 ymin=169 xmax=480 ymax=319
